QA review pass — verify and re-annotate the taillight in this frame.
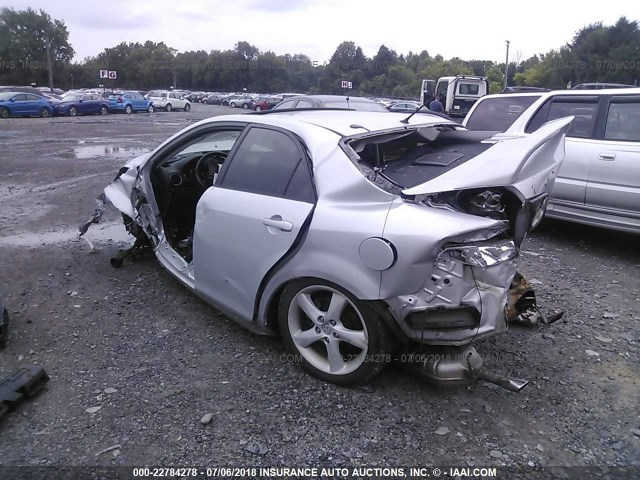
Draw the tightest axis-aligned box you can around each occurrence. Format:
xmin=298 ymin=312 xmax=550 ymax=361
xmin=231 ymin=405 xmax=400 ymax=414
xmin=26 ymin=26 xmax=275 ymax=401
xmin=117 ymin=97 xmax=123 ymax=103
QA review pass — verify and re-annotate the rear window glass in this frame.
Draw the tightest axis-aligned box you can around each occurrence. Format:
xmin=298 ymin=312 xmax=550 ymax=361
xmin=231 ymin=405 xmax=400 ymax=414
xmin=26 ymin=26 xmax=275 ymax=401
xmin=465 ymin=96 xmax=540 ymax=132
xmin=459 ymin=84 xmax=480 ymax=95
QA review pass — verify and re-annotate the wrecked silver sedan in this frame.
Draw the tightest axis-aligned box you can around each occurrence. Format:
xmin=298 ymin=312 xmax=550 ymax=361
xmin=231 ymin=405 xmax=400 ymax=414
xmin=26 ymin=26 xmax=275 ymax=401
xmin=81 ymin=110 xmax=571 ymax=387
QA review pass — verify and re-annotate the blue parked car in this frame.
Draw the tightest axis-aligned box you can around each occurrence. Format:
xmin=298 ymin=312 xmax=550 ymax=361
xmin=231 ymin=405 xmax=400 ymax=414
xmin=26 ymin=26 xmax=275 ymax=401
xmin=108 ymin=92 xmax=155 ymax=114
xmin=0 ymin=91 xmax=57 ymax=118
xmin=55 ymin=93 xmax=110 ymax=117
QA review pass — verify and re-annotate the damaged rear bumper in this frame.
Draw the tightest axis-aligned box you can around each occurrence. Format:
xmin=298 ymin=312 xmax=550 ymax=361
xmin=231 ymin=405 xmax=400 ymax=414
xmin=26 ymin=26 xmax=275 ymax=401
xmin=384 ymin=239 xmax=518 ymax=345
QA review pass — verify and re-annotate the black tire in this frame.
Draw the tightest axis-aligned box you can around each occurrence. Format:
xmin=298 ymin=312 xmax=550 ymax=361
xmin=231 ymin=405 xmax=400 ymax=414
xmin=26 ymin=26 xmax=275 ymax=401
xmin=165 ymin=103 xmax=172 ymax=112
xmin=230 ymin=102 xmax=236 ymax=108
xmin=242 ymin=103 xmax=249 ymax=109
xmin=148 ymin=105 xmax=155 ymax=113
xmin=100 ymin=105 xmax=108 ymax=115
xmin=255 ymin=105 xmax=262 ymax=111
xmin=279 ymin=278 xmax=393 ymax=386
xmin=69 ymin=106 xmax=77 ymax=116
xmin=0 ymin=107 xmax=8 ymax=119
xmin=39 ymin=107 xmax=50 ymax=118
xmin=124 ymin=104 xmax=132 ymax=114
xmin=184 ymin=103 xmax=191 ymax=112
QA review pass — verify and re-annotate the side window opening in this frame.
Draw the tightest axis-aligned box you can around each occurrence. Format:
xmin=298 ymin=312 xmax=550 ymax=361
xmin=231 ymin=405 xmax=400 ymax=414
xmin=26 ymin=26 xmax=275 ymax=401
xmin=527 ymin=96 xmax=599 ymax=137
xmin=220 ymin=128 xmax=314 ymax=202
xmin=604 ymin=101 xmax=640 ymax=142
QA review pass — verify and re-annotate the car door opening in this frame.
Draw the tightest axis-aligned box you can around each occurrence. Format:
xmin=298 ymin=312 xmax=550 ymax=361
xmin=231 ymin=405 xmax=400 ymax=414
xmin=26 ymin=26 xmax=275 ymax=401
xmin=149 ymin=130 xmax=243 ymax=261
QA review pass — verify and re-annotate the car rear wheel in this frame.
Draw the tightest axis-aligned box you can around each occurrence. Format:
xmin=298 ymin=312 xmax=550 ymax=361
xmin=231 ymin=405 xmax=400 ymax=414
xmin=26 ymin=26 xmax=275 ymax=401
xmin=165 ymin=103 xmax=172 ymax=112
xmin=100 ymin=106 xmax=108 ymax=115
xmin=0 ymin=107 xmax=8 ymax=119
xmin=124 ymin=105 xmax=133 ymax=114
xmin=184 ymin=103 xmax=191 ymax=111
xmin=279 ymin=279 xmax=393 ymax=385
xmin=242 ymin=103 xmax=249 ymax=109
xmin=69 ymin=106 xmax=77 ymax=117
xmin=39 ymin=108 xmax=50 ymax=118
xmin=230 ymin=102 xmax=236 ymax=108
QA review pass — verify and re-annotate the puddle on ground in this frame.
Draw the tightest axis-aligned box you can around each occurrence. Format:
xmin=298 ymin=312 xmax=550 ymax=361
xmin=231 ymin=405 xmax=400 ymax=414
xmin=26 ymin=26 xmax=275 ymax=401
xmin=0 ymin=222 xmax=133 ymax=248
xmin=74 ymin=145 xmax=150 ymax=160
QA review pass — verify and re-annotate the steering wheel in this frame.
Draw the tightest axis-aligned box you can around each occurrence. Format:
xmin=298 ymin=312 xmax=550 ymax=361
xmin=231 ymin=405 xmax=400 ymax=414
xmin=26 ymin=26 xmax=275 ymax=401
xmin=195 ymin=152 xmax=226 ymax=188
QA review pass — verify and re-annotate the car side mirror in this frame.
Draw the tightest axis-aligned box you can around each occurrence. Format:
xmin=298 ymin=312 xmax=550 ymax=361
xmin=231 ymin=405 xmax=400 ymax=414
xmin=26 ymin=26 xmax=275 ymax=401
xmin=9 ymin=98 xmax=14 ymax=102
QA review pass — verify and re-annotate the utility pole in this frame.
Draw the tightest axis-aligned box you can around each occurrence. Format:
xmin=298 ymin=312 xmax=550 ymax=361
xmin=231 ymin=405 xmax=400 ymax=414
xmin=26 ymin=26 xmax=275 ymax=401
xmin=504 ymin=40 xmax=510 ymax=89
xmin=45 ymin=38 xmax=54 ymax=92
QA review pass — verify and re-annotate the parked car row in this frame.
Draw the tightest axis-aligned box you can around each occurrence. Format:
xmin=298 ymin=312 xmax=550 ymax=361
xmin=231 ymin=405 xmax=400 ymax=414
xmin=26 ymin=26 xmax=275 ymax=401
xmin=0 ymin=89 xmax=194 ymax=118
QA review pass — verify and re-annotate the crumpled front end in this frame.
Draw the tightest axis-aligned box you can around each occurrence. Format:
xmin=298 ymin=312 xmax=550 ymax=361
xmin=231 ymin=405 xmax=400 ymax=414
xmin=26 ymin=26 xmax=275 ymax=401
xmin=78 ymin=153 xmax=154 ymax=242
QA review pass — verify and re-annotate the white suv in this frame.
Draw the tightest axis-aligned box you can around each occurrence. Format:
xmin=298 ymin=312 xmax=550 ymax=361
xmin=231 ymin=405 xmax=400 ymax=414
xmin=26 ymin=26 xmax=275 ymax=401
xmin=146 ymin=90 xmax=191 ymax=112
xmin=463 ymin=89 xmax=640 ymax=233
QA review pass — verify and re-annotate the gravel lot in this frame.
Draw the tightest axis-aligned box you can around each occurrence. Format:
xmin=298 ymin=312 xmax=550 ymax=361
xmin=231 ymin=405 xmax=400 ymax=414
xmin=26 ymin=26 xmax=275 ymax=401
xmin=0 ymin=104 xmax=639 ymax=476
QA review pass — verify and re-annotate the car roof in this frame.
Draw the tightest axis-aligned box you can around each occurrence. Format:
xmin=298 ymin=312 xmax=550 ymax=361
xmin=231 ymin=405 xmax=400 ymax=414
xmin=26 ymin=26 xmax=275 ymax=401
xmin=474 ymin=87 xmax=640 ymax=105
xmin=201 ymin=109 xmax=458 ymax=137
xmin=572 ymin=83 xmax=636 ymax=89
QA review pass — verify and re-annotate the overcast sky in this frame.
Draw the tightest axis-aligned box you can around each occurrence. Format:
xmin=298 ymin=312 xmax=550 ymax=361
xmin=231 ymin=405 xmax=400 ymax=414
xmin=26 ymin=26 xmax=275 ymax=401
xmin=1 ymin=0 xmax=634 ymax=63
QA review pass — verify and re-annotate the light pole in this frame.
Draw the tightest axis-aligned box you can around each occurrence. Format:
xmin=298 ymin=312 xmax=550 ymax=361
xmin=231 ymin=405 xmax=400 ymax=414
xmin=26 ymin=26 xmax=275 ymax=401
xmin=504 ymin=40 xmax=510 ymax=89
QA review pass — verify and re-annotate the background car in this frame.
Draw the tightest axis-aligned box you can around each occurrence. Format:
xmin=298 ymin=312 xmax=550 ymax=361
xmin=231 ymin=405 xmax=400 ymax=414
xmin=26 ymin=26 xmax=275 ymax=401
xmin=185 ymin=92 xmax=205 ymax=103
xmin=227 ymin=95 xmax=253 ymax=109
xmin=107 ymin=92 xmax=155 ymax=114
xmin=251 ymin=95 xmax=282 ymax=111
xmin=463 ymin=88 xmax=640 ymax=233
xmin=387 ymin=101 xmax=421 ymax=113
xmin=0 ymin=91 xmax=56 ymax=118
xmin=273 ymin=95 xmax=388 ymax=112
xmin=146 ymin=90 xmax=191 ymax=112
xmin=0 ymin=85 xmax=49 ymax=96
xmin=203 ymin=94 xmax=224 ymax=105
xmin=501 ymin=86 xmax=551 ymax=94
xmin=54 ymin=93 xmax=110 ymax=116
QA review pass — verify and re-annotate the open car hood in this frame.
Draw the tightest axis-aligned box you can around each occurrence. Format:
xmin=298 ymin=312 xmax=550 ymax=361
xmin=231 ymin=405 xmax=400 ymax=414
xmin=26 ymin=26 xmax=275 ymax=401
xmin=401 ymin=117 xmax=573 ymax=200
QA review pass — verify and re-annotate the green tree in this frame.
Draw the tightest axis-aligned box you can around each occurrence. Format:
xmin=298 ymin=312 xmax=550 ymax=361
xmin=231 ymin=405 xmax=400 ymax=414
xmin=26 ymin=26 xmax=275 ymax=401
xmin=0 ymin=7 xmax=74 ymax=87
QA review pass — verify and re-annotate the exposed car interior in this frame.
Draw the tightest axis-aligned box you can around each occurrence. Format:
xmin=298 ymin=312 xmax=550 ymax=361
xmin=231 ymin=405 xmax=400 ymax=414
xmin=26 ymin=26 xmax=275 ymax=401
xmin=352 ymin=127 xmax=495 ymax=192
xmin=150 ymin=129 xmax=243 ymax=260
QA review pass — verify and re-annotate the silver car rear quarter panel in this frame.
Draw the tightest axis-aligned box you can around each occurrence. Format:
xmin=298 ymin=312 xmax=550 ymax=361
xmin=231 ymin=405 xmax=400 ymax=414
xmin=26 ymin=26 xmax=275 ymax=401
xmin=380 ymin=198 xmax=514 ymax=344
